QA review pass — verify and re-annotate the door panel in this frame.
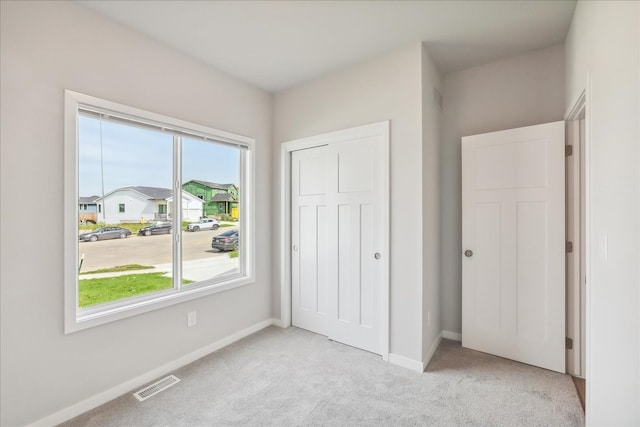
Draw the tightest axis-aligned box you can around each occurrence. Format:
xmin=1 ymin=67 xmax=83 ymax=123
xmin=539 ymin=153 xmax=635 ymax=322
xmin=360 ymin=203 xmax=375 ymax=328
xmin=291 ymin=147 xmax=329 ymax=335
xmin=462 ymin=121 xmax=565 ymax=373
xmin=328 ymin=137 xmax=383 ymax=354
xmin=473 ymin=203 xmax=502 ymax=332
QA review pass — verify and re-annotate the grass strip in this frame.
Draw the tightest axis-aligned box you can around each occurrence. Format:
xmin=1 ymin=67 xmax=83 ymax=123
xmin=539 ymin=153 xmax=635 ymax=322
xmin=79 ymin=272 xmax=192 ymax=308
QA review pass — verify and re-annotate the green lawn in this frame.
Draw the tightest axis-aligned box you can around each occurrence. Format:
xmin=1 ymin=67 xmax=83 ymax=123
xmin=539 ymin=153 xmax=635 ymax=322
xmin=79 ymin=272 xmax=192 ymax=308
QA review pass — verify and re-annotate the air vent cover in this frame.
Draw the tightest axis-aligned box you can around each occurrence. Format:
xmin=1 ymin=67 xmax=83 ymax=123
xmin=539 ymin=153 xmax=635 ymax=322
xmin=133 ymin=375 xmax=180 ymax=401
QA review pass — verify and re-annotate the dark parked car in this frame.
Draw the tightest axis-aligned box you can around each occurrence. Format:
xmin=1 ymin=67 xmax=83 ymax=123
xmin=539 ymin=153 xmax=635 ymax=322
xmin=211 ymin=229 xmax=239 ymax=251
xmin=138 ymin=221 xmax=172 ymax=236
xmin=79 ymin=226 xmax=131 ymax=242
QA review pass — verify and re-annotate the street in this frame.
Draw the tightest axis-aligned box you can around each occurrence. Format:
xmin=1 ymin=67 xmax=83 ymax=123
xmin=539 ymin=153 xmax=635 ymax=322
xmin=78 ymin=226 xmax=237 ymax=272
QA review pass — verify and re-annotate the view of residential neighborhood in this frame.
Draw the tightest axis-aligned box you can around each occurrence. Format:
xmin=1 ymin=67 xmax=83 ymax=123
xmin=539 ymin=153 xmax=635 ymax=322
xmin=76 ymin=114 xmax=241 ymax=308
xmin=78 ymin=181 xmax=239 ymax=225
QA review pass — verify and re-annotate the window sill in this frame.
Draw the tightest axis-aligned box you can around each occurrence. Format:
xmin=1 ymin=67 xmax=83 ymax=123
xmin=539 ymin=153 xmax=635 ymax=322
xmin=66 ymin=274 xmax=254 ymax=334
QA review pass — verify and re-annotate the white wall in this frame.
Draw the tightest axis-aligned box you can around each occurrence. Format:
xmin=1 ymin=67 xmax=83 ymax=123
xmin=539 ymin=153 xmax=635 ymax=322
xmin=440 ymin=45 xmax=566 ymax=334
xmin=179 ymin=197 xmax=205 ymax=223
xmin=273 ymin=44 xmax=427 ymax=363
xmin=421 ymin=44 xmax=443 ymax=360
xmin=565 ymin=1 xmax=640 ymax=424
xmin=0 ymin=2 xmax=272 ymax=425
xmin=101 ymin=190 xmax=155 ymax=224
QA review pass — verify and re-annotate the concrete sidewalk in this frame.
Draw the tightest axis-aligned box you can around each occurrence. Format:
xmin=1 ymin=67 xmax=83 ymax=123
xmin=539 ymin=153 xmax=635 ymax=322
xmin=79 ymin=256 xmax=239 ymax=281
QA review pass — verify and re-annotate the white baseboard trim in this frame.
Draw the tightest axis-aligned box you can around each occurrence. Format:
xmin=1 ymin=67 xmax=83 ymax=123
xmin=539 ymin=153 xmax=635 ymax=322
xmin=270 ymin=317 xmax=288 ymax=328
xmin=422 ymin=334 xmax=442 ymax=371
xmin=29 ymin=318 xmax=275 ymax=427
xmin=388 ymin=353 xmax=424 ymax=373
xmin=442 ymin=330 xmax=462 ymax=341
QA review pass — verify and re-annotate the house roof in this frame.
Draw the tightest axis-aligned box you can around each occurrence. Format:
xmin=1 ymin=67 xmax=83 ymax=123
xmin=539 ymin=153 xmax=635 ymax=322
xmin=166 ymin=191 xmax=205 ymax=204
xmin=79 ymin=195 xmax=99 ymax=204
xmin=185 ymin=180 xmax=236 ymax=190
xmin=97 ymin=186 xmax=173 ymax=201
xmin=211 ymin=193 xmax=237 ymax=202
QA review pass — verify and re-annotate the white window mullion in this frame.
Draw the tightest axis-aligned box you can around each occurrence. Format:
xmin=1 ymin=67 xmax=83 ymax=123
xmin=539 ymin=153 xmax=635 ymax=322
xmin=173 ymin=135 xmax=182 ymax=290
xmin=239 ymin=148 xmax=247 ymax=276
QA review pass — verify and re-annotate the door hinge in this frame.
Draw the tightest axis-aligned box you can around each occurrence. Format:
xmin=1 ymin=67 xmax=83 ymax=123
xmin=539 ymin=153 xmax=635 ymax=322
xmin=566 ymin=241 xmax=573 ymax=253
xmin=566 ymin=337 xmax=573 ymax=350
xmin=565 ymin=145 xmax=573 ymax=156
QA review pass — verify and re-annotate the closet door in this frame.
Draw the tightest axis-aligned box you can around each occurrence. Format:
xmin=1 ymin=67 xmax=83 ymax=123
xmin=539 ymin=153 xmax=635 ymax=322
xmin=291 ymin=123 xmax=388 ymax=356
xmin=291 ymin=146 xmax=330 ymax=336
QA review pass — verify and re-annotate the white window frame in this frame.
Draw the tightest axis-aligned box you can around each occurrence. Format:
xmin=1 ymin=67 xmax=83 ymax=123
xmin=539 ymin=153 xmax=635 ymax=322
xmin=64 ymin=90 xmax=255 ymax=333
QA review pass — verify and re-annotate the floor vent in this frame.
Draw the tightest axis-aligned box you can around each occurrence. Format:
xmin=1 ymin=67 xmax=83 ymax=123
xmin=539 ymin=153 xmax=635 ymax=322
xmin=133 ymin=375 xmax=180 ymax=402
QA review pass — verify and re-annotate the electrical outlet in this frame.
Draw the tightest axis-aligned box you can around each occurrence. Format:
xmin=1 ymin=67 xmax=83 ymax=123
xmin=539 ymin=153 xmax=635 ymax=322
xmin=187 ymin=311 xmax=197 ymax=327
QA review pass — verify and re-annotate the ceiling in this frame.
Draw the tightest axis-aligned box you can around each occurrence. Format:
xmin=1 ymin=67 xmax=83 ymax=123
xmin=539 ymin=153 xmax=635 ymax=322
xmin=78 ymin=0 xmax=577 ymax=93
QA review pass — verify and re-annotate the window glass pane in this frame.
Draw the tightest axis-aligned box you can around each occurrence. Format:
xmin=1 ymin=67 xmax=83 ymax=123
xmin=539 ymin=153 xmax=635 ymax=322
xmin=77 ymin=114 xmax=174 ymax=308
xmin=181 ymin=137 xmax=241 ymax=284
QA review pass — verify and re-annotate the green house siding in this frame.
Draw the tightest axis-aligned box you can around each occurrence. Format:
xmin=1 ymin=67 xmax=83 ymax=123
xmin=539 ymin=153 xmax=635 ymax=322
xmin=182 ymin=181 xmax=239 ymax=217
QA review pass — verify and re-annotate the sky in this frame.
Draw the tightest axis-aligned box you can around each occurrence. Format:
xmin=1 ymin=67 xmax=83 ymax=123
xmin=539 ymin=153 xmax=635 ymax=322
xmin=78 ymin=114 xmax=240 ymax=197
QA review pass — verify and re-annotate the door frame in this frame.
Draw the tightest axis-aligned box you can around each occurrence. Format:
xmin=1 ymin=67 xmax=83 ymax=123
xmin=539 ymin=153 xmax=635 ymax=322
xmin=565 ymin=91 xmax=587 ymax=378
xmin=565 ymin=82 xmax=591 ymax=413
xmin=279 ymin=121 xmax=390 ymax=360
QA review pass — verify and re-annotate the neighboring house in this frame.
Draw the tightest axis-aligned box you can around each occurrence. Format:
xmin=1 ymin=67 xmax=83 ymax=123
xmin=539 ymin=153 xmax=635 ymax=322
xmin=95 ymin=186 xmax=203 ymax=224
xmin=182 ymin=180 xmax=239 ymax=217
xmin=78 ymin=195 xmax=99 ymax=224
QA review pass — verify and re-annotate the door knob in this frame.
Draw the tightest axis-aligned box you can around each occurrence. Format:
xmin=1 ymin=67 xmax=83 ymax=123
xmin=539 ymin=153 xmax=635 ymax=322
xmin=464 ymin=250 xmax=473 ymax=257
xmin=293 ymin=245 xmax=298 ymax=252
xmin=374 ymin=253 xmax=381 ymax=260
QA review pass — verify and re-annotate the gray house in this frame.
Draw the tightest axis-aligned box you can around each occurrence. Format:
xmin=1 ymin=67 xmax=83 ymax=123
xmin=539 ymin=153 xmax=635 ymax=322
xmin=78 ymin=195 xmax=99 ymax=224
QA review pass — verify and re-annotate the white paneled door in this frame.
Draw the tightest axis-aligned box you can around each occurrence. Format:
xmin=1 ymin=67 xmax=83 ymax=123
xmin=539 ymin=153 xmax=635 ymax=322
xmin=291 ymin=123 xmax=388 ymax=356
xmin=291 ymin=145 xmax=331 ymax=337
xmin=462 ymin=121 xmax=565 ymax=373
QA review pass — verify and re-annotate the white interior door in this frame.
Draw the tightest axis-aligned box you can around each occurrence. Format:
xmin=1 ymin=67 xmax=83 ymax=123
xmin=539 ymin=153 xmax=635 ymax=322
xmin=462 ymin=121 xmax=565 ymax=373
xmin=291 ymin=123 xmax=388 ymax=356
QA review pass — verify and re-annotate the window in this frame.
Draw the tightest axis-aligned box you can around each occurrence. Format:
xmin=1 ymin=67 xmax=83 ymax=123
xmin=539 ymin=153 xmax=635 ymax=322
xmin=65 ymin=91 xmax=254 ymax=333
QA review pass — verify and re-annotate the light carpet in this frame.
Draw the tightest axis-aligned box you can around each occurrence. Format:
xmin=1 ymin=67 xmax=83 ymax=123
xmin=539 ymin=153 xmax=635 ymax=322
xmin=62 ymin=326 xmax=584 ymax=426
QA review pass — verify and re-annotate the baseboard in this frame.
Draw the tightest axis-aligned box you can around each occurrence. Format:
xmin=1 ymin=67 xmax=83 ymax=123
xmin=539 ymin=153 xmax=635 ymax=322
xmin=422 ymin=334 xmax=442 ymax=371
xmin=29 ymin=318 xmax=276 ymax=427
xmin=388 ymin=353 xmax=424 ymax=373
xmin=270 ymin=317 xmax=288 ymax=328
xmin=442 ymin=330 xmax=462 ymax=341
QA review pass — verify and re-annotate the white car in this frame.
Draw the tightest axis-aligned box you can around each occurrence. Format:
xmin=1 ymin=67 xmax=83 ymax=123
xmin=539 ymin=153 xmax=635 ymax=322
xmin=186 ymin=218 xmax=220 ymax=232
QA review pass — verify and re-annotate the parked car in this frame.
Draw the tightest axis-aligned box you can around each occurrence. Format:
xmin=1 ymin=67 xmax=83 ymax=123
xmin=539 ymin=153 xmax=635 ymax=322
xmin=138 ymin=221 xmax=172 ymax=236
xmin=211 ymin=229 xmax=239 ymax=251
xmin=79 ymin=227 xmax=131 ymax=242
xmin=186 ymin=218 xmax=220 ymax=232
